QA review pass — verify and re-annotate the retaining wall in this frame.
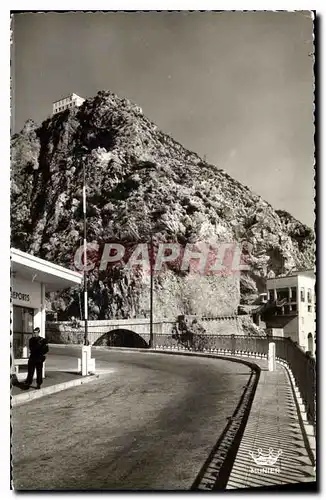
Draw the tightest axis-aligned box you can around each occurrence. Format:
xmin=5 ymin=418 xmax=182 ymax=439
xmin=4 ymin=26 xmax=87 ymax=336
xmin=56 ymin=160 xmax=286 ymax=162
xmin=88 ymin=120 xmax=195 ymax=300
xmin=46 ymin=315 xmax=255 ymax=346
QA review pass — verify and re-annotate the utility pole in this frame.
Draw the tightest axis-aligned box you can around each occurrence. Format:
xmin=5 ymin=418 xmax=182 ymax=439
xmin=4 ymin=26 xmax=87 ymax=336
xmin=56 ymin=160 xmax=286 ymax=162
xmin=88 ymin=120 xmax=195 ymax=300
xmin=83 ymin=161 xmax=89 ymax=346
xmin=149 ymin=232 xmax=154 ymax=348
xmin=77 ymin=157 xmax=95 ymax=376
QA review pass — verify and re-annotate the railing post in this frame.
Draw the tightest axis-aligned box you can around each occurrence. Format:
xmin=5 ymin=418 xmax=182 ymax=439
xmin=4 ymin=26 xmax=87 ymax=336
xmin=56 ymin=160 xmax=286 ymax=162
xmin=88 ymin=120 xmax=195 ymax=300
xmin=231 ymin=334 xmax=235 ymax=355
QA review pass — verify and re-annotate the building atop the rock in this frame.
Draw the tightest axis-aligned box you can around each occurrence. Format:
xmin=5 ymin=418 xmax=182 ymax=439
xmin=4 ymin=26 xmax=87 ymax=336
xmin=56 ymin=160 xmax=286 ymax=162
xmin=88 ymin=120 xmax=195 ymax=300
xmin=52 ymin=93 xmax=85 ymax=115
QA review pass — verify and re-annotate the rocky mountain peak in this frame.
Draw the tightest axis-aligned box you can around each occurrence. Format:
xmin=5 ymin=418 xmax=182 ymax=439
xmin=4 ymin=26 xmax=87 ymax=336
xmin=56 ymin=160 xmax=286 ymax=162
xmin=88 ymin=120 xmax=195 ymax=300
xmin=11 ymin=90 xmax=315 ymax=319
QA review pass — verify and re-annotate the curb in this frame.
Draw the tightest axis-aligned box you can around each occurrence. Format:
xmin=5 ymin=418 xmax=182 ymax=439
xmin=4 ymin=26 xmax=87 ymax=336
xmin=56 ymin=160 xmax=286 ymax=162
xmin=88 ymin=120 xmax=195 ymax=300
xmin=192 ymin=364 xmax=260 ymax=490
xmin=11 ymin=371 xmax=114 ymax=407
xmin=148 ymin=349 xmax=262 ymax=490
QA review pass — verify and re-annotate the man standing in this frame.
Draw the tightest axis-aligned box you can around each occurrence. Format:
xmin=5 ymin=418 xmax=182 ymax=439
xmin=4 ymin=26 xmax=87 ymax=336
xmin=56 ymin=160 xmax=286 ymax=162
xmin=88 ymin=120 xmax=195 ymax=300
xmin=24 ymin=327 xmax=49 ymax=390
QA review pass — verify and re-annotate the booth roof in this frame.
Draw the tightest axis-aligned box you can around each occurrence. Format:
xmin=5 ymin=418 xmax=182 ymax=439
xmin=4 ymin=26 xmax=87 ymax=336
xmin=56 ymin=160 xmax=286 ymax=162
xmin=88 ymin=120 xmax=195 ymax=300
xmin=11 ymin=248 xmax=83 ymax=291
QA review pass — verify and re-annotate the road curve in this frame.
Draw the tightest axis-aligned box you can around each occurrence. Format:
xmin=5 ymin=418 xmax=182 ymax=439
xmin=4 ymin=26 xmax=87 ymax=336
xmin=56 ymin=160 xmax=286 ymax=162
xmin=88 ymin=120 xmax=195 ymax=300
xmin=12 ymin=347 xmax=251 ymax=490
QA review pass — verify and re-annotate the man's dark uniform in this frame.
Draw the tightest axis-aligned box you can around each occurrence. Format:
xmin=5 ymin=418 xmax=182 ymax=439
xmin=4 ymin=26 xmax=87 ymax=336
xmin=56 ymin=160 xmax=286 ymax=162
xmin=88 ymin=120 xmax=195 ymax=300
xmin=25 ymin=333 xmax=49 ymax=389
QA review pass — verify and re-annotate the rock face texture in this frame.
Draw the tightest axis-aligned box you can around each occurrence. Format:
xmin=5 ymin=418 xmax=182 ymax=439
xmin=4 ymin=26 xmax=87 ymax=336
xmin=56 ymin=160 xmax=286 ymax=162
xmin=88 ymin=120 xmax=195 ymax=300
xmin=11 ymin=90 xmax=315 ymax=320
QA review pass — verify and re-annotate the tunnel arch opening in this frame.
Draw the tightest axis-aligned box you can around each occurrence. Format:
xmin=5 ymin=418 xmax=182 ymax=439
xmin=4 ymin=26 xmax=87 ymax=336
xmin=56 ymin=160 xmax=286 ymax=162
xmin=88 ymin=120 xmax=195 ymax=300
xmin=93 ymin=329 xmax=149 ymax=348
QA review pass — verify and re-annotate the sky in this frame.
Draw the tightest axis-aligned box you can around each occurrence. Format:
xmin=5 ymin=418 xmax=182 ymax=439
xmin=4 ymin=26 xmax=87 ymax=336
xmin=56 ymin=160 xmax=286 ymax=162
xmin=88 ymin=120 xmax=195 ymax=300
xmin=11 ymin=11 xmax=315 ymax=227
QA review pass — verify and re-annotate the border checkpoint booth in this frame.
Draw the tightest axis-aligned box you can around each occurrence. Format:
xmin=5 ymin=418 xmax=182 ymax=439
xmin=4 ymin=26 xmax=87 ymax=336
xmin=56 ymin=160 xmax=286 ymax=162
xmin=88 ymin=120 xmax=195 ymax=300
xmin=11 ymin=248 xmax=83 ymax=381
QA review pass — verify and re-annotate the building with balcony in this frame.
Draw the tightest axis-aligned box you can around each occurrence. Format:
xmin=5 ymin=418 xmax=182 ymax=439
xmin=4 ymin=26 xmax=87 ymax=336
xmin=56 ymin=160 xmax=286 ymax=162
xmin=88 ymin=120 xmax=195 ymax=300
xmin=261 ymin=269 xmax=315 ymax=354
xmin=52 ymin=93 xmax=85 ymax=115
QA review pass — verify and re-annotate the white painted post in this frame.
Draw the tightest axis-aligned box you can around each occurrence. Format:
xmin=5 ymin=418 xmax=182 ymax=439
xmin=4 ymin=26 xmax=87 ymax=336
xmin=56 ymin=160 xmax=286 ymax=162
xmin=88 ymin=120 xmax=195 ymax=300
xmin=81 ymin=345 xmax=94 ymax=375
xmin=81 ymin=346 xmax=88 ymax=376
xmin=87 ymin=345 xmax=92 ymax=372
xmin=268 ymin=342 xmax=276 ymax=371
xmin=22 ymin=346 xmax=28 ymax=358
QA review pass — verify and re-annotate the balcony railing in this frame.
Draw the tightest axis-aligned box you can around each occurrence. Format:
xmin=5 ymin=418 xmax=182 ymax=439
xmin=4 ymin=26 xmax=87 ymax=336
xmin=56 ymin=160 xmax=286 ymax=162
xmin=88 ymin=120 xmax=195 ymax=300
xmin=276 ymin=297 xmax=288 ymax=307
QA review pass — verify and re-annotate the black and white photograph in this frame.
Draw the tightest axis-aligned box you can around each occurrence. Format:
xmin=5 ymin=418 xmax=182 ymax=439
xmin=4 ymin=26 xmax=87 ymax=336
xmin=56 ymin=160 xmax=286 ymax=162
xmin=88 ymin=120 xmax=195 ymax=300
xmin=9 ymin=10 xmax=316 ymax=491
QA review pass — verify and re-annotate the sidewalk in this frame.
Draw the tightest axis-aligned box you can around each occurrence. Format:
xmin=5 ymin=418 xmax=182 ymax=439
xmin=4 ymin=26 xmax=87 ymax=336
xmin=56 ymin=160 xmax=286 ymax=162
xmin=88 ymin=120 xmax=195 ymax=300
xmin=11 ymin=352 xmax=114 ymax=404
xmin=11 ymin=353 xmax=82 ymax=397
xmin=226 ymin=359 xmax=316 ymax=489
xmin=11 ymin=370 xmax=81 ymax=396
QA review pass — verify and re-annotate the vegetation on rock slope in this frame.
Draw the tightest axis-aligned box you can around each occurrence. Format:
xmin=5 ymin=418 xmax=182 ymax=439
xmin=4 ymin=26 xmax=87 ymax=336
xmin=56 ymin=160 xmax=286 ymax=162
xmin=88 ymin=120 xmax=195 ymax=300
xmin=11 ymin=90 xmax=315 ymax=320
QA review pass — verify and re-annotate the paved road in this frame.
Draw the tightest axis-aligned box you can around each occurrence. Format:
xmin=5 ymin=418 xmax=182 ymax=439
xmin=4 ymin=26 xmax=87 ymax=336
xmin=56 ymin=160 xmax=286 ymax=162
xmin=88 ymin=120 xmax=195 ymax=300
xmin=12 ymin=347 xmax=251 ymax=490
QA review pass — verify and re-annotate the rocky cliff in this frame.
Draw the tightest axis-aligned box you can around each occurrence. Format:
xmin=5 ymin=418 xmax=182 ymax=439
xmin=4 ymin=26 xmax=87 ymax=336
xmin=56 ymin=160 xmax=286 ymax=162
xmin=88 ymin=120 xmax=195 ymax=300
xmin=11 ymin=90 xmax=315 ymax=320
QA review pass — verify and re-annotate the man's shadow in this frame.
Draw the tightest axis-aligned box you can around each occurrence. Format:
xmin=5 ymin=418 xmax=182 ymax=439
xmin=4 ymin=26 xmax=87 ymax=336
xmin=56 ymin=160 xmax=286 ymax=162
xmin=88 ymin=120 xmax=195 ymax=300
xmin=11 ymin=374 xmax=31 ymax=391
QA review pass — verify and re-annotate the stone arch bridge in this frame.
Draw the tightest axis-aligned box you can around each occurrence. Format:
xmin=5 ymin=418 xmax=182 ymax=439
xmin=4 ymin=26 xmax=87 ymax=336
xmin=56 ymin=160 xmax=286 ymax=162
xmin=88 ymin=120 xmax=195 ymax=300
xmin=46 ymin=316 xmax=243 ymax=348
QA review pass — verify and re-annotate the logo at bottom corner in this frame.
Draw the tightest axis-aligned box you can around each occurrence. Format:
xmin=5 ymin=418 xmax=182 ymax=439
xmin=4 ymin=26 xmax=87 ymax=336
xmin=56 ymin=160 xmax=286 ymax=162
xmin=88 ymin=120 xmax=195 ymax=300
xmin=249 ymin=448 xmax=282 ymax=474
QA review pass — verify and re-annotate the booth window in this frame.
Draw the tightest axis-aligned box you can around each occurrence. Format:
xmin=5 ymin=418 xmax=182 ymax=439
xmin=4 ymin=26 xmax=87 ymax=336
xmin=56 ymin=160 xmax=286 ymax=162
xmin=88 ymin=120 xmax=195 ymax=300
xmin=12 ymin=306 xmax=34 ymax=358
